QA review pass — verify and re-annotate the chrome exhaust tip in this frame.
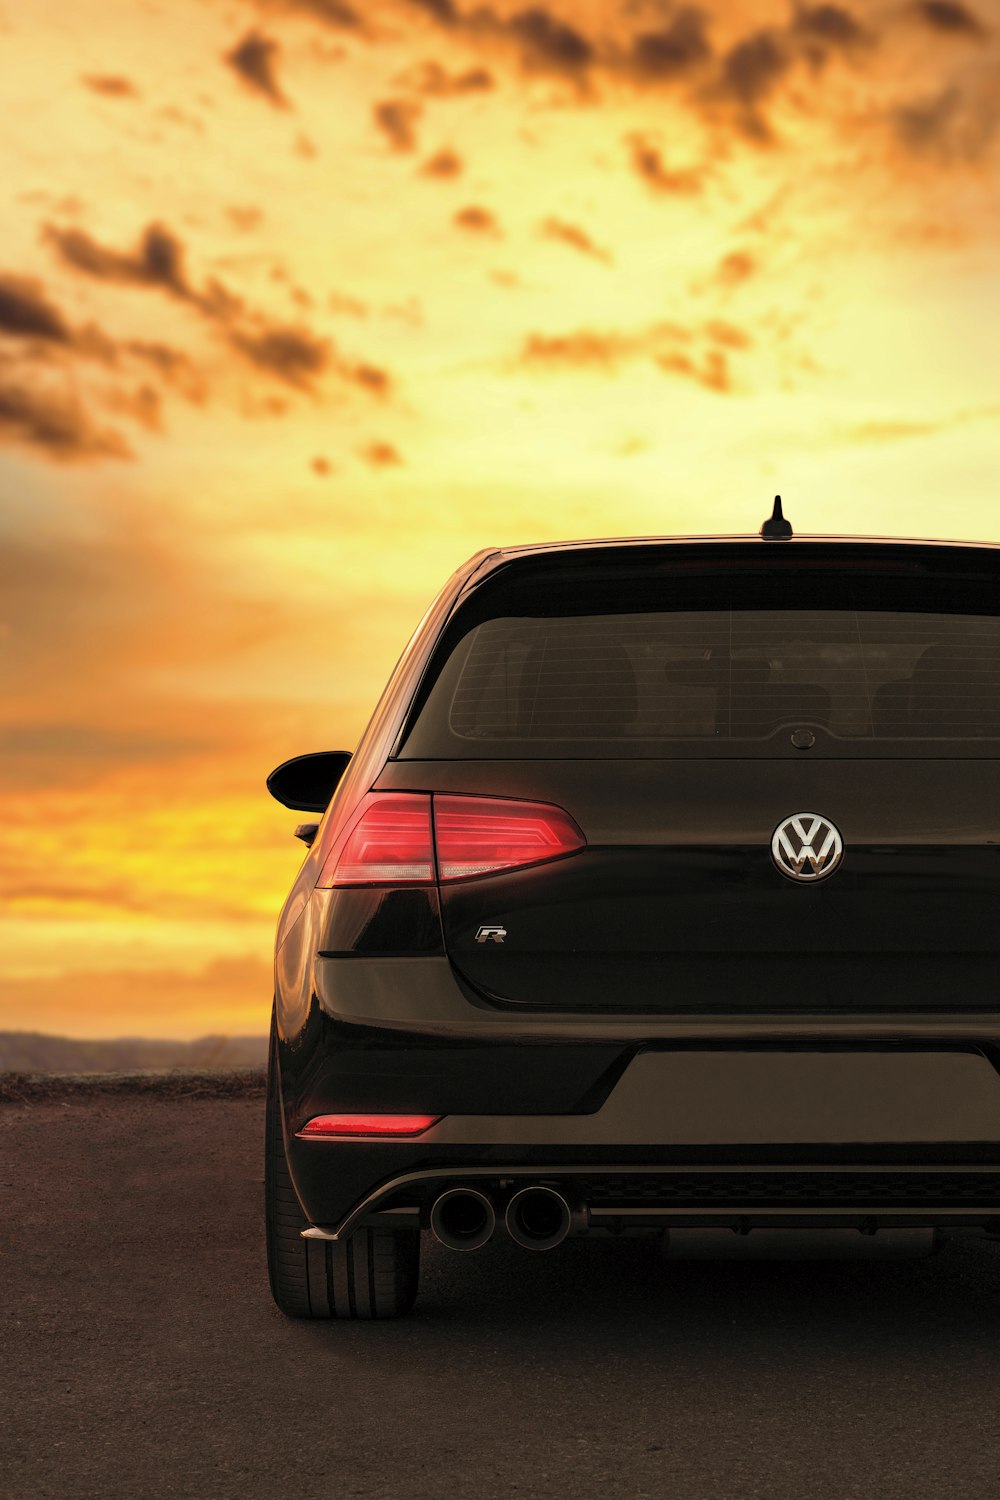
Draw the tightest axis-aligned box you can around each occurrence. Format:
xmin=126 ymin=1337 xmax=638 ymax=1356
xmin=505 ymin=1186 xmax=574 ymax=1252
xmin=429 ymin=1188 xmax=496 ymax=1252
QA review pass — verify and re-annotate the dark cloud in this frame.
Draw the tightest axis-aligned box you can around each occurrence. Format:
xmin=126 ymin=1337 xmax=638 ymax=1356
xmin=81 ymin=74 xmax=138 ymax=98
xmin=893 ymin=87 xmax=960 ymax=156
xmin=401 ymin=0 xmax=594 ymax=82
xmin=224 ymin=31 xmax=288 ymax=108
xmin=257 ymin=0 xmax=363 ymax=29
xmin=420 ymin=147 xmax=463 ymax=176
xmin=391 ymin=0 xmax=880 ymax=150
xmin=359 ymin=440 xmax=404 ymax=467
xmin=396 ymin=60 xmax=494 ymax=96
xmin=233 ymin=322 xmax=387 ymax=394
xmin=0 ymin=272 xmax=209 ymax=453
xmin=106 ymin=382 xmax=163 ymax=431
xmin=126 ymin=340 xmax=206 ymax=403
xmin=890 ymin=81 xmax=999 ymax=161
xmin=373 ymin=98 xmax=423 ymax=151
xmin=404 ymin=0 xmax=459 ymax=22
xmin=454 ymin=205 xmax=502 ymax=234
xmin=0 ymin=274 xmax=72 ymax=343
xmin=45 ymin=221 xmax=191 ymax=298
xmin=350 ymin=362 xmax=392 ymax=395
xmin=910 ymin=1 xmax=988 ymax=37
xmin=629 ymin=8 xmax=712 ymax=80
xmin=45 ymin=220 xmax=390 ymax=398
xmin=0 ymin=274 xmax=119 ymax=368
xmin=228 ymin=323 xmax=329 ymax=389
xmin=506 ymin=8 xmax=593 ymax=73
xmin=0 ymin=381 xmax=131 ymax=462
xmin=539 ymin=217 xmax=611 ymax=263
xmin=791 ymin=4 xmax=867 ymax=49
xmin=626 ymin=135 xmax=703 ymax=194
xmin=790 ymin=4 xmax=870 ymax=70
xmin=711 ymin=30 xmax=791 ymax=141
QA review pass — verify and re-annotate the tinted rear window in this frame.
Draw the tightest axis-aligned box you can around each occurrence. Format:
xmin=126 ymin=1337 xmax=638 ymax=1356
xmin=399 ymin=547 xmax=1000 ymax=759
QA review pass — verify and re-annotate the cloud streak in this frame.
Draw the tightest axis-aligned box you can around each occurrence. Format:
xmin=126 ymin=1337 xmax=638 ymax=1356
xmin=910 ymin=2 xmax=989 ymax=38
xmin=395 ymin=60 xmax=494 ymax=96
xmin=224 ymin=31 xmax=289 ymax=108
xmin=420 ymin=147 xmax=463 ymax=176
xmin=0 ymin=380 xmax=132 ymax=462
xmin=81 ymin=74 xmax=138 ymax=97
xmin=373 ymin=98 xmax=423 ymax=151
xmin=627 ymin=135 xmax=704 ymax=194
xmin=454 ymin=204 xmax=502 ymax=234
xmin=43 ymin=220 xmax=390 ymax=395
xmin=0 ymin=273 xmax=73 ymax=342
xmin=539 ymin=217 xmax=611 ymax=262
xmin=518 ymin=317 xmax=750 ymax=393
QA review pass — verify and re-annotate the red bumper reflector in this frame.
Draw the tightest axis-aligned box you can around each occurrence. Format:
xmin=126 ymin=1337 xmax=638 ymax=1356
xmin=296 ymin=1113 xmax=441 ymax=1138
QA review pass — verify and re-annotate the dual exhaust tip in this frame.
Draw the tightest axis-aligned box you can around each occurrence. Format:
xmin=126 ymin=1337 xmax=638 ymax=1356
xmin=430 ymin=1186 xmax=576 ymax=1253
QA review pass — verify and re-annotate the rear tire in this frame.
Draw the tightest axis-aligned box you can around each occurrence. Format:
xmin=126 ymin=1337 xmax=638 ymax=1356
xmin=264 ymin=1010 xmax=420 ymax=1319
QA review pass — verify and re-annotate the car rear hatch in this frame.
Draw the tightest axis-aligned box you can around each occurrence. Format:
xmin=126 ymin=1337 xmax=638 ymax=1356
xmin=382 ymin=540 xmax=1000 ymax=1014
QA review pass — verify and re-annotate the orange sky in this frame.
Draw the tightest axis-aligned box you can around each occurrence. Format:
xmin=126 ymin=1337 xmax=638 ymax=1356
xmin=1 ymin=0 xmax=999 ymax=1037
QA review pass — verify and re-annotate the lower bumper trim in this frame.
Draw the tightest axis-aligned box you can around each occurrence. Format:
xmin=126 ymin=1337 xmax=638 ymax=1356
xmin=300 ymin=1162 xmax=1000 ymax=1240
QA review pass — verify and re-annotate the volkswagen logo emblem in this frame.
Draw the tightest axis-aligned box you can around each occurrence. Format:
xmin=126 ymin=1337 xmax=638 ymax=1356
xmin=771 ymin=812 xmax=844 ymax=882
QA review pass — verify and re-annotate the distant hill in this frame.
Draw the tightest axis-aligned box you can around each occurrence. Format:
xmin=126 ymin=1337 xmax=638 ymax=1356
xmin=0 ymin=1031 xmax=268 ymax=1074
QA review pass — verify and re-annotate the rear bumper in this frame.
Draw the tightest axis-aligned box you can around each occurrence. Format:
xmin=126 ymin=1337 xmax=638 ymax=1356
xmin=284 ymin=1045 xmax=1000 ymax=1236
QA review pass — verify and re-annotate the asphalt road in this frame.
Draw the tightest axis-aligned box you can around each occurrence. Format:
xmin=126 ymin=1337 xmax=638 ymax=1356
xmin=3 ymin=1095 xmax=1000 ymax=1500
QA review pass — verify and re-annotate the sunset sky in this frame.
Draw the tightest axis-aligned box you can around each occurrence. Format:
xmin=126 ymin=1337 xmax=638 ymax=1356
xmin=1 ymin=0 xmax=999 ymax=1037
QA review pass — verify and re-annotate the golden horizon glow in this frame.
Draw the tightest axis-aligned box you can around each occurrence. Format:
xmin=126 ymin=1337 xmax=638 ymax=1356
xmin=2 ymin=0 xmax=999 ymax=1037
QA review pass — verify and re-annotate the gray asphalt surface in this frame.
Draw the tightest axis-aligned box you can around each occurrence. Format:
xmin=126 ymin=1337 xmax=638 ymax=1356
xmin=3 ymin=1096 xmax=1000 ymax=1500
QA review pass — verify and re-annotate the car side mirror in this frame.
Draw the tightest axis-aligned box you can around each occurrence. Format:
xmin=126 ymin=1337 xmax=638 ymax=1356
xmin=266 ymin=751 xmax=352 ymax=813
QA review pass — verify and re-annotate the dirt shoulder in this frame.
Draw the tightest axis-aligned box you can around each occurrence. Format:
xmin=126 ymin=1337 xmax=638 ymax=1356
xmin=0 ymin=1068 xmax=266 ymax=1103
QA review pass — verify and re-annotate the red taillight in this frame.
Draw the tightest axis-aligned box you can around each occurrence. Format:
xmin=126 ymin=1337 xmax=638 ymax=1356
xmin=434 ymin=795 xmax=585 ymax=881
xmin=318 ymin=794 xmax=434 ymax=887
xmin=296 ymin=1113 xmax=441 ymax=1138
xmin=317 ymin=791 xmax=585 ymax=888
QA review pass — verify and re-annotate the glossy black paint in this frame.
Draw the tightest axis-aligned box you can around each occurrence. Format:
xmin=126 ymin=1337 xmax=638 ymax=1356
xmin=316 ymin=887 xmax=445 ymax=958
xmin=266 ymin=750 xmax=352 ymax=813
xmin=270 ymin=533 xmax=1000 ymax=1240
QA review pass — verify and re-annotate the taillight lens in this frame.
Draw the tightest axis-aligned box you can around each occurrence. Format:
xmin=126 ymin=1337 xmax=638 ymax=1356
xmin=297 ymin=1113 xmax=440 ymax=1138
xmin=317 ymin=792 xmax=585 ymax=887
xmin=434 ymin=795 xmax=585 ymax=881
xmin=318 ymin=794 xmax=434 ymax=887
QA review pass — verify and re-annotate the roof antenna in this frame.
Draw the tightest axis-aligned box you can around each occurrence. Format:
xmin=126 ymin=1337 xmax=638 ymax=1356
xmin=760 ymin=495 xmax=793 ymax=539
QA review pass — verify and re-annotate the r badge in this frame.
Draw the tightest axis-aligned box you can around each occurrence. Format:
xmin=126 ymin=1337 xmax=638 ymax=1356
xmin=475 ymin=925 xmax=507 ymax=944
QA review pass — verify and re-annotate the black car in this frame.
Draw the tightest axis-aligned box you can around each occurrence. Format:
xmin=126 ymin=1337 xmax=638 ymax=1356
xmin=265 ymin=502 xmax=1000 ymax=1319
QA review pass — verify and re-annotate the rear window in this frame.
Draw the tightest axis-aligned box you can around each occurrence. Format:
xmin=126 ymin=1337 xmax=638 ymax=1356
xmin=398 ymin=546 xmax=1000 ymax=760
